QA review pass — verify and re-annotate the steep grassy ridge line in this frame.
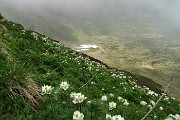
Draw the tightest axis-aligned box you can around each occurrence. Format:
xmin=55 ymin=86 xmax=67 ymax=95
xmin=0 ymin=16 xmax=180 ymax=119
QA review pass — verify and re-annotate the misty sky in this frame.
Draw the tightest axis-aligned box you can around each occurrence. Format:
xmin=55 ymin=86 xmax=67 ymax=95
xmin=0 ymin=0 xmax=180 ymax=40
xmin=1 ymin=0 xmax=179 ymax=26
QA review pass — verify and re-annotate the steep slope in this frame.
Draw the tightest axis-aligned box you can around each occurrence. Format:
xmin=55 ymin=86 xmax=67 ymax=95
xmin=0 ymin=0 xmax=180 ymax=101
xmin=0 ymin=15 xmax=180 ymax=120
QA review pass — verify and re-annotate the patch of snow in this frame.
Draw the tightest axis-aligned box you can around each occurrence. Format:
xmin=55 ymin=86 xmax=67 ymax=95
xmin=75 ymin=44 xmax=99 ymax=51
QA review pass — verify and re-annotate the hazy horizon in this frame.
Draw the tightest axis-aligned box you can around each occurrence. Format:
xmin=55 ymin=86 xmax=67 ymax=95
xmin=0 ymin=0 xmax=179 ymax=41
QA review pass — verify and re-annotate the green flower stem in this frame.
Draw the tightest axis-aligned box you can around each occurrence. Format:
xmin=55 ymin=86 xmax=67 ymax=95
xmin=49 ymin=95 xmax=56 ymax=119
xmin=91 ymin=109 xmax=93 ymax=120
xmin=80 ymin=103 xmax=82 ymax=112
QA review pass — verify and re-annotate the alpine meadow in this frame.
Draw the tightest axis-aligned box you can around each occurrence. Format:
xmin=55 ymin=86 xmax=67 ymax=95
xmin=0 ymin=0 xmax=180 ymax=120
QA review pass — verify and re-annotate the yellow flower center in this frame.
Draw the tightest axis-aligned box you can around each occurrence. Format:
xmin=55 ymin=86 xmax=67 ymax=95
xmin=115 ymin=118 xmax=119 ymax=120
xmin=75 ymin=114 xmax=79 ymax=118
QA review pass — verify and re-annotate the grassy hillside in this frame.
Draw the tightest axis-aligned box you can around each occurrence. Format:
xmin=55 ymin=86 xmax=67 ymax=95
xmin=0 ymin=15 xmax=180 ymax=120
xmin=1 ymin=1 xmax=180 ymax=100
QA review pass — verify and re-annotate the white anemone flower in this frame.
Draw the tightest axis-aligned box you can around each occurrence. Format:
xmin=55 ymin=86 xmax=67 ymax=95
xmin=106 ymin=114 xmax=111 ymax=119
xmin=59 ymin=81 xmax=69 ymax=90
xmin=150 ymin=100 xmax=155 ymax=106
xmin=87 ymin=101 xmax=91 ymax=104
xmin=165 ymin=114 xmax=180 ymax=120
xmin=174 ymin=114 xmax=180 ymax=119
xmin=73 ymin=111 xmax=84 ymax=120
xmin=111 ymin=115 xmax=124 ymax=120
xmin=71 ymin=92 xmax=87 ymax=104
xmin=118 ymin=96 xmax=123 ymax=101
xmin=41 ymin=85 xmax=53 ymax=95
xmin=72 ymin=99 xmax=79 ymax=104
xmin=140 ymin=101 xmax=147 ymax=106
xmin=148 ymin=105 xmax=152 ymax=109
xmin=147 ymin=90 xmax=155 ymax=95
xmin=109 ymin=102 xmax=116 ymax=110
xmin=123 ymin=100 xmax=129 ymax=106
xmin=109 ymin=94 xmax=114 ymax=97
xmin=101 ymin=95 xmax=108 ymax=101
xmin=165 ymin=118 xmax=173 ymax=120
xmin=70 ymin=92 xmax=77 ymax=99
xmin=159 ymin=107 xmax=163 ymax=110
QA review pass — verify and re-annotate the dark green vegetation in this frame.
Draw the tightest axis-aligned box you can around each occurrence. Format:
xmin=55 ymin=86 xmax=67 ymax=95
xmin=0 ymin=15 xmax=180 ymax=120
